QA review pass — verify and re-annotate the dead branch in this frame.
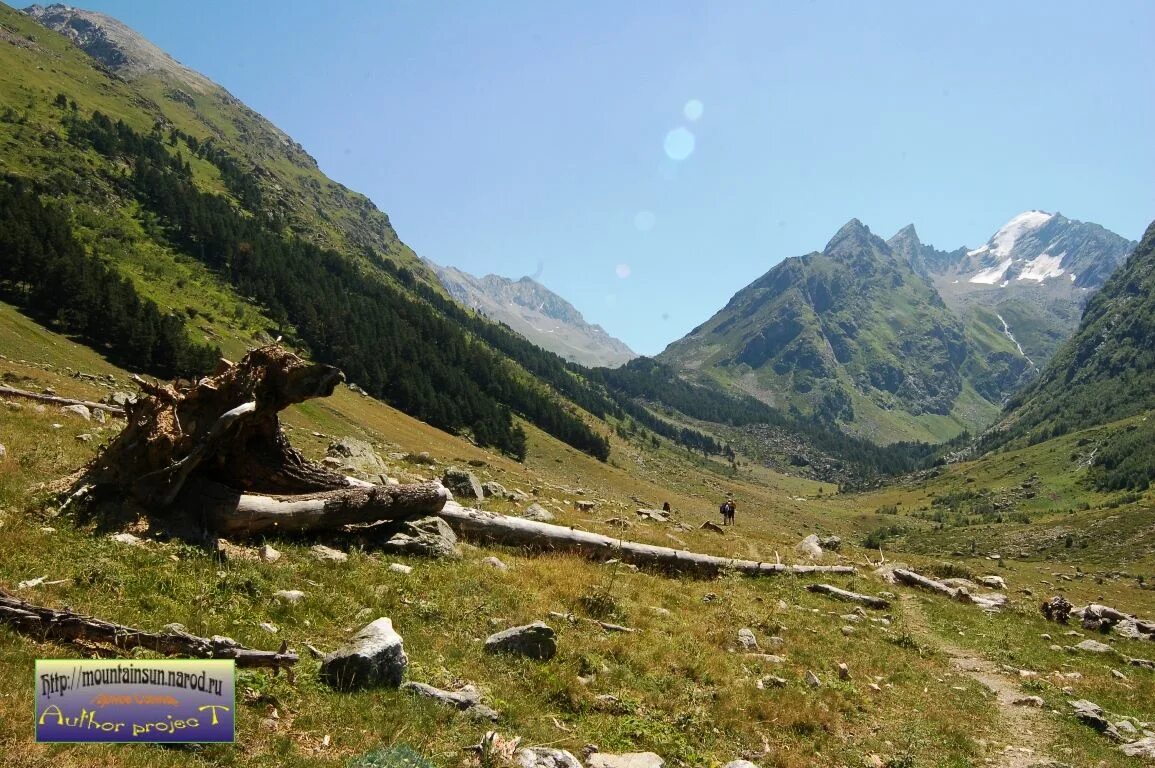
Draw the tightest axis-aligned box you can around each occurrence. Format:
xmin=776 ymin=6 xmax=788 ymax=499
xmin=806 ymin=583 xmax=890 ymax=609
xmin=438 ymin=502 xmax=856 ymax=578
xmin=0 ymin=385 xmax=124 ymax=416
xmin=0 ymin=589 xmax=296 ymax=671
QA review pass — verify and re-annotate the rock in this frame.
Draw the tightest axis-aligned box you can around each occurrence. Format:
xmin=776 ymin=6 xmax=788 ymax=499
xmin=575 ymin=500 xmax=597 ymax=512
xmin=407 ymin=451 xmax=436 ymax=465
xmin=841 ymin=626 xmax=856 ymax=637
xmin=1121 ymin=736 xmax=1155 ymax=759
xmin=110 ymin=532 xmax=144 ymax=547
xmin=818 ymin=535 xmax=841 ymax=551
xmin=1074 ymin=639 xmax=1114 ymax=654
xmin=105 ymin=391 xmax=136 ymax=407
xmin=746 ymin=654 xmax=786 ymax=663
xmin=722 ymin=762 xmax=759 ymax=768
xmin=401 ymin=681 xmax=482 ymax=710
xmin=1070 ymin=699 xmax=1121 ymax=739
xmin=737 ymin=628 xmax=758 ymax=650
xmin=376 ymin=516 xmax=459 ymax=559
xmin=442 ymin=467 xmax=484 ymax=500
xmin=1114 ymin=619 xmax=1148 ymax=640
xmin=259 ymin=622 xmax=278 ymax=634
xmin=636 ymin=508 xmax=669 ymax=522
xmin=941 ymin=578 xmax=979 ymax=591
xmin=389 ymin=563 xmax=413 ymax=575
xmin=92 ymin=408 xmax=107 ymax=424
xmin=700 ymin=521 xmax=724 ymax=534
xmin=605 ymin=517 xmax=632 ymax=529
xmin=482 ymin=481 xmax=508 ymax=498
xmin=516 ymin=747 xmax=583 ymax=768
xmin=795 ymin=534 xmax=823 ymax=560
xmin=587 ymin=752 xmax=664 ymax=768
xmin=259 ymin=544 xmax=281 ymax=563
xmin=1111 ymin=669 xmax=1128 ymax=680
xmin=0 ymin=444 xmax=6 ymax=460
xmin=17 ymin=576 xmax=47 ymax=589
xmin=311 ymin=544 xmax=348 ymax=562
xmin=804 ymin=670 xmax=821 ymax=687
xmin=215 ymin=538 xmax=258 ymax=561
xmin=326 ymin=437 xmax=387 ymax=479
xmin=978 ymin=575 xmax=1007 ymax=590
xmin=61 ymin=404 xmax=90 ymax=420
xmin=1013 ymin=696 xmax=1045 ymax=707
xmin=837 ymin=662 xmax=850 ymax=680
xmin=756 ymin=675 xmax=787 ymax=689
xmin=484 ymin=622 xmax=557 ymax=660
xmin=482 ymin=556 xmax=509 ymax=571
xmin=522 ymin=503 xmax=555 ymax=522
xmin=320 ymin=617 xmax=408 ymax=690
xmin=273 ymin=590 xmax=305 ymax=604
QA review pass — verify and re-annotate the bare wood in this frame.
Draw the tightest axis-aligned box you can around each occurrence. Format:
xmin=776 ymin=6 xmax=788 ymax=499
xmin=0 ymin=590 xmax=296 ymax=670
xmin=892 ymin=568 xmax=1008 ymax=611
xmin=0 ymin=385 xmax=124 ymax=416
xmin=198 ymin=480 xmax=449 ymax=537
xmin=548 ymin=611 xmax=638 ymax=633
xmin=438 ymin=502 xmax=856 ymax=577
xmin=806 ymin=583 xmax=890 ymax=609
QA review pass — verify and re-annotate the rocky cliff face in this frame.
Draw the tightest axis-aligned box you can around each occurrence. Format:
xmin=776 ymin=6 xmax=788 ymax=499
xmin=433 ymin=265 xmax=636 ymax=368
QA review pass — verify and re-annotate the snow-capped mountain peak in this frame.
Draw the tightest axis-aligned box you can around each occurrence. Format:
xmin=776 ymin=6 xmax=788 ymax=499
xmin=966 ymin=210 xmax=1054 ymax=259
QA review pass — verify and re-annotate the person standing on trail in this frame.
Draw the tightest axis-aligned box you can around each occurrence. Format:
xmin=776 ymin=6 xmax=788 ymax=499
xmin=720 ymin=498 xmax=735 ymax=525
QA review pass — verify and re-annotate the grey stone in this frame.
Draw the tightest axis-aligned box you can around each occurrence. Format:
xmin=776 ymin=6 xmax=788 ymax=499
xmin=110 ymin=532 xmax=144 ymax=547
xmin=326 ymin=437 xmax=387 ymax=480
xmin=482 ymin=481 xmax=508 ymax=498
xmin=1013 ymin=696 xmax=1045 ymax=707
xmin=723 ymin=761 xmax=759 ymax=768
xmin=482 ymin=556 xmax=509 ymax=571
xmin=484 ymin=621 xmax=557 ymax=660
xmin=978 ymin=575 xmax=1007 ymax=589
xmin=389 ymin=563 xmax=413 ymax=575
xmin=442 ymin=466 xmax=484 ymax=499
xmin=311 ymin=544 xmax=348 ymax=562
xmin=575 ymin=500 xmax=597 ymax=511
xmin=837 ymin=662 xmax=850 ymax=680
xmin=320 ymin=617 xmax=407 ymax=690
xmin=636 ymin=508 xmax=669 ymax=522
xmin=516 ymin=747 xmax=583 ymax=768
xmin=795 ymin=534 xmax=823 ymax=560
xmin=1121 ymin=736 xmax=1155 ymax=758
xmin=587 ymin=753 xmax=664 ymax=768
xmin=805 ymin=670 xmax=821 ymax=687
xmin=1074 ymin=639 xmax=1114 ymax=654
xmin=105 ymin=391 xmax=136 ymax=407
xmin=61 ymin=404 xmax=90 ymax=420
xmin=259 ymin=544 xmax=281 ymax=563
xmin=376 ymin=516 xmax=459 ymax=559
xmin=259 ymin=622 xmax=278 ymax=634
xmin=522 ymin=503 xmax=555 ymax=522
xmin=401 ymin=681 xmax=481 ymax=710
xmin=818 ymin=535 xmax=841 ymax=551
xmin=273 ymin=589 xmax=305 ymax=603
xmin=737 ymin=628 xmax=758 ymax=650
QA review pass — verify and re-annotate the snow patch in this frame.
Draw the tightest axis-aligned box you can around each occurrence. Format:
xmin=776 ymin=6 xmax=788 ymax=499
xmin=1070 ymin=273 xmax=1077 ymax=282
xmin=969 ymin=258 xmax=1014 ymax=285
xmin=985 ymin=210 xmax=1054 ymax=259
xmin=1017 ymin=251 xmax=1066 ymax=282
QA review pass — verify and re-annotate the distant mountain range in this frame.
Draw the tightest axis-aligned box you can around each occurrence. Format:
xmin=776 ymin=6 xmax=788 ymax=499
xmin=657 ymin=212 xmax=1135 ymax=444
xmin=431 ymin=265 xmax=636 ymax=368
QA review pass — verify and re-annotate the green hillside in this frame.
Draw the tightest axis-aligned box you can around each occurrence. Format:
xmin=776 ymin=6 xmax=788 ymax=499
xmin=658 ymin=219 xmax=1032 ymax=444
xmin=988 ymin=220 xmax=1155 ymax=489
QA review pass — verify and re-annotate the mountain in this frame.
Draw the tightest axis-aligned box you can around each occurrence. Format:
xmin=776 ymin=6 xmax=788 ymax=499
xmin=432 ymin=265 xmax=636 ymax=368
xmin=657 ymin=219 xmax=1032 ymax=444
xmin=20 ymin=3 xmax=436 ymax=286
xmin=986 ymin=220 xmax=1155 ymax=489
xmin=898 ymin=212 xmax=1135 ymax=368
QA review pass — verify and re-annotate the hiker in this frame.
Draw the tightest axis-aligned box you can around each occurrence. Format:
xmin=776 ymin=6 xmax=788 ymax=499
xmin=720 ymin=498 xmax=735 ymax=526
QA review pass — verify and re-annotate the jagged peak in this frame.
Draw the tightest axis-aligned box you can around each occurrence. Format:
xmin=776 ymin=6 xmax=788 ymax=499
xmin=889 ymin=224 xmax=920 ymax=244
xmin=824 ymin=218 xmax=880 ymax=257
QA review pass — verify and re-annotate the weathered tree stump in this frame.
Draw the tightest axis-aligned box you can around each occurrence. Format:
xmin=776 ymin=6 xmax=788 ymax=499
xmin=68 ymin=345 xmax=446 ymax=537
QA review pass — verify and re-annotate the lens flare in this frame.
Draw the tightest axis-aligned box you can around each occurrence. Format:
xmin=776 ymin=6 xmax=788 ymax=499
xmin=683 ymin=99 xmax=704 ymax=121
xmin=663 ymin=127 xmax=695 ymax=161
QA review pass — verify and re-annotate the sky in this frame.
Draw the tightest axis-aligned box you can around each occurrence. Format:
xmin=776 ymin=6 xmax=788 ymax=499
xmin=71 ymin=1 xmax=1155 ymax=356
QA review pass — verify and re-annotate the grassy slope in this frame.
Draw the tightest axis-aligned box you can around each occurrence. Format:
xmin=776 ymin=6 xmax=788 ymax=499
xmin=2 ymin=307 xmax=1153 ymax=768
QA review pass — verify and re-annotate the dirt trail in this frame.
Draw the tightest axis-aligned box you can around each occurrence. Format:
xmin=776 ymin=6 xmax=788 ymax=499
xmin=901 ymin=594 xmax=1063 ymax=768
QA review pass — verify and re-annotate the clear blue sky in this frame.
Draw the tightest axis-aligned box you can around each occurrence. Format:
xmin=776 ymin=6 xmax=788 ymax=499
xmin=74 ymin=1 xmax=1155 ymax=356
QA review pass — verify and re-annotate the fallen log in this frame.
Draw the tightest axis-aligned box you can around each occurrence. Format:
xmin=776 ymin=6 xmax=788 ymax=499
xmin=0 ymin=589 xmax=296 ymax=671
xmin=438 ymin=502 xmax=856 ymax=577
xmin=194 ymin=479 xmax=448 ymax=537
xmin=548 ymin=611 xmax=638 ymax=633
xmin=893 ymin=568 xmax=1007 ymax=611
xmin=806 ymin=583 xmax=890 ymax=609
xmin=0 ymin=385 xmax=124 ymax=416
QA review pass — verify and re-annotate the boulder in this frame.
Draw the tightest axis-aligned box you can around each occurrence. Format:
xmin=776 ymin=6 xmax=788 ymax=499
xmin=1121 ymin=736 xmax=1155 ymax=759
xmin=700 ymin=521 xmax=724 ymax=534
xmin=587 ymin=753 xmax=664 ymax=768
xmin=636 ymin=508 xmax=670 ymax=522
xmin=389 ymin=563 xmax=413 ymax=575
xmin=978 ymin=575 xmax=1007 ymax=590
xmin=818 ymin=535 xmax=841 ymax=551
xmin=795 ymin=534 xmax=823 ymax=560
xmin=517 ymin=747 xmax=583 ymax=768
xmin=482 ymin=481 xmax=508 ymax=499
xmin=320 ymin=617 xmax=408 ymax=690
xmin=737 ymin=628 xmax=758 ymax=650
xmin=259 ymin=544 xmax=281 ymax=563
xmin=327 ymin=437 xmax=388 ymax=481
xmin=442 ymin=467 xmax=484 ymax=499
xmin=61 ymin=403 xmax=91 ymax=420
xmin=575 ymin=500 xmax=597 ymax=512
xmin=805 ymin=670 xmax=821 ymax=687
xmin=273 ymin=589 xmax=305 ymax=604
xmin=376 ymin=515 xmax=459 ymax=559
xmin=484 ymin=622 xmax=557 ymax=660
xmin=105 ymin=391 xmax=136 ymax=407
xmin=1074 ymin=639 xmax=1114 ymax=654
xmin=521 ymin=503 xmax=555 ymax=522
